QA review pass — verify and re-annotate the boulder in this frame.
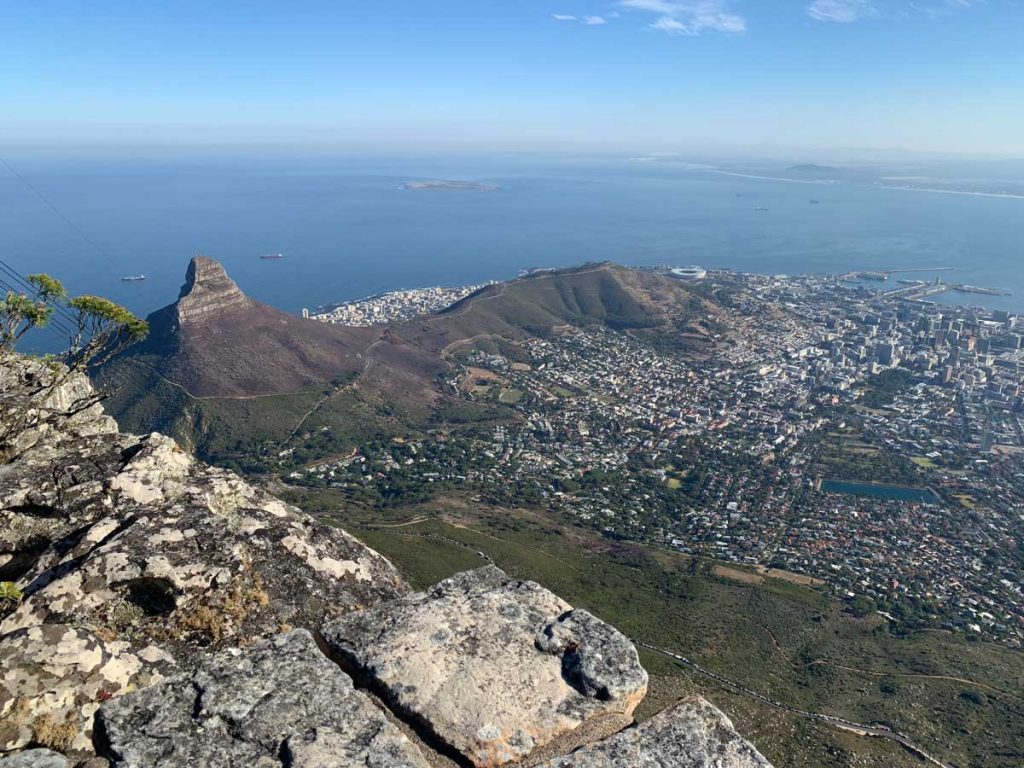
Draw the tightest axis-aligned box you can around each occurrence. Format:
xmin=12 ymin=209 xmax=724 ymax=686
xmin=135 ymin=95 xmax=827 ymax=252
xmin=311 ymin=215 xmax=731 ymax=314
xmin=536 ymin=697 xmax=774 ymax=767
xmin=0 ymin=749 xmax=70 ymax=768
xmin=322 ymin=566 xmax=648 ymax=768
xmin=95 ymin=630 xmax=430 ymax=768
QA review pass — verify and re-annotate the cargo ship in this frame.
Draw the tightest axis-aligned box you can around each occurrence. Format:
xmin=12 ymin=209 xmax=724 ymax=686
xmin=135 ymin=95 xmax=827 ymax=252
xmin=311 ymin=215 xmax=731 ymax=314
xmin=121 ymin=275 xmax=146 ymax=282
xmin=260 ymin=253 xmax=285 ymax=260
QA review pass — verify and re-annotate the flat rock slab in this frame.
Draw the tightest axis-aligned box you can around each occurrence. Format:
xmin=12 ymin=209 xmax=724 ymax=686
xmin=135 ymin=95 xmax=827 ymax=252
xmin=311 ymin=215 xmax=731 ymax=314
xmin=322 ymin=566 xmax=648 ymax=767
xmin=96 ymin=629 xmax=430 ymax=768
xmin=536 ymin=697 xmax=774 ymax=768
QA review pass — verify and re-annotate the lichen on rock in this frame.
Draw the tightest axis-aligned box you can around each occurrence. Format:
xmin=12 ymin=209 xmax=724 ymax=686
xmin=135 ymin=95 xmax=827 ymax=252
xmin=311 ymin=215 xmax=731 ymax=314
xmin=95 ymin=630 xmax=431 ymax=768
xmin=322 ymin=565 xmax=649 ymax=768
xmin=0 ymin=356 xmax=407 ymax=760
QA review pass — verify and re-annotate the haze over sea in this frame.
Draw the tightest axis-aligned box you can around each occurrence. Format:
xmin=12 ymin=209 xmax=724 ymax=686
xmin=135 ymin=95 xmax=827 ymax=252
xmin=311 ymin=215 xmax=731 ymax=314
xmin=4 ymin=152 xmax=1023 ymax=349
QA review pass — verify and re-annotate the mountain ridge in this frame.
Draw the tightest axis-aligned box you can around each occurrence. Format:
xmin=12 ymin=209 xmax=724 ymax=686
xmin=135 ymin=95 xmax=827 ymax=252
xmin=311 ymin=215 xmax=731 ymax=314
xmin=94 ymin=257 xmax=719 ymax=463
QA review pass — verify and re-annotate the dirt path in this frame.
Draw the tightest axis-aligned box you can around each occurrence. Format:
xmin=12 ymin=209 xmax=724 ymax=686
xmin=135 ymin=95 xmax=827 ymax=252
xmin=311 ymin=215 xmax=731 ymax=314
xmin=802 ymin=660 xmax=1023 ymax=701
xmin=639 ymin=641 xmax=954 ymax=768
xmin=287 ymin=336 xmax=385 ymax=438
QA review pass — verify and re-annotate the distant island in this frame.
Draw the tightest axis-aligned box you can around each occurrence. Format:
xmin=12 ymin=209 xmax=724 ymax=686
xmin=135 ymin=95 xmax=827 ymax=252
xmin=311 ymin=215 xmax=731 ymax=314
xmin=401 ymin=180 xmax=499 ymax=192
xmin=785 ymin=163 xmax=842 ymax=177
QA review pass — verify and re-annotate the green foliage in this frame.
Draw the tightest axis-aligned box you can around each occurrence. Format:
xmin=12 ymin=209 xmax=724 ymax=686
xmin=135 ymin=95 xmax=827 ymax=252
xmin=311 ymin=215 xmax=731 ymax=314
xmin=66 ymin=294 xmax=148 ymax=368
xmin=849 ymin=594 xmax=877 ymax=618
xmin=0 ymin=581 xmax=23 ymax=617
xmin=0 ymin=273 xmax=66 ymax=350
xmin=0 ymin=271 xmax=146 ymax=371
xmin=861 ymin=368 xmax=917 ymax=408
xmin=27 ymin=274 xmax=67 ymax=301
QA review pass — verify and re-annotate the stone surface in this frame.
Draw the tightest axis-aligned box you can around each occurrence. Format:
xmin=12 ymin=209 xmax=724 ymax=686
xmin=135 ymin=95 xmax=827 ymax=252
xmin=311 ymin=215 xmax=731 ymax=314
xmin=175 ymin=255 xmax=252 ymax=325
xmin=322 ymin=566 xmax=648 ymax=768
xmin=536 ymin=697 xmax=773 ymax=768
xmin=0 ymin=624 xmax=168 ymax=753
xmin=96 ymin=630 xmax=430 ymax=768
xmin=0 ymin=356 xmax=407 ymax=758
xmin=0 ymin=749 xmax=70 ymax=768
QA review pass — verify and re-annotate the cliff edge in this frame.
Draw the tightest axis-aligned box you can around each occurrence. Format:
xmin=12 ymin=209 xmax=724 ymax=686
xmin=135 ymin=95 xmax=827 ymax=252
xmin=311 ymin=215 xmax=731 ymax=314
xmin=0 ymin=354 xmax=772 ymax=768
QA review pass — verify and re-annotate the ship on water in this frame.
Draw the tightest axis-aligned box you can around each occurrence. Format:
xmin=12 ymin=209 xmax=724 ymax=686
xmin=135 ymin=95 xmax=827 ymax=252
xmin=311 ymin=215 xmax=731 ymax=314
xmin=260 ymin=253 xmax=285 ymax=260
xmin=121 ymin=275 xmax=146 ymax=282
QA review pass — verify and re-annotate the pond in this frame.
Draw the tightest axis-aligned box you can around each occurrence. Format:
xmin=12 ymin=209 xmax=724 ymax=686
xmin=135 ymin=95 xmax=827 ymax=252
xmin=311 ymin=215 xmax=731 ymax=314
xmin=819 ymin=479 xmax=941 ymax=504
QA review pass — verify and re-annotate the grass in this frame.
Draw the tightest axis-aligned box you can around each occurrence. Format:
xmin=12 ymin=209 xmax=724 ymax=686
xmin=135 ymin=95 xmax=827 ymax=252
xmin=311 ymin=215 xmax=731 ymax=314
xmin=954 ymin=493 xmax=978 ymax=509
xmin=498 ymin=387 xmax=525 ymax=404
xmin=291 ymin=490 xmax=1024 ymax=768
xmin=911 ymin=456 xmax=937 ymax=468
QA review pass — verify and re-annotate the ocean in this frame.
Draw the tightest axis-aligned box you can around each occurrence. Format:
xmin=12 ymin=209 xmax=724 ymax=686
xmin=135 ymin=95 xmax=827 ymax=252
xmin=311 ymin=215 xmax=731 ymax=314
xmin=3 ymin=151 xmax=1023 ymax=351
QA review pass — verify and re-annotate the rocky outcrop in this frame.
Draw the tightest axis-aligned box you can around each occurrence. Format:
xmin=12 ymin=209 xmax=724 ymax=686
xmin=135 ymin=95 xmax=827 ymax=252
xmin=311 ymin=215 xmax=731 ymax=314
xmin=0 ymin=357 xmax=406 ymax=756
xmin=96 ymin=629 xmax=430 ymax=768
xmin=0 ymin=354 xmax=772 ymax=768
xmin=536 ymin=697 xmax=773 ymax=767
xmin=174 ymin=255 xmax=252 ymax=326
xmin=96 ymin=257 xmax=376 ymax=399
xmin=322 ymin=566 xmax=648 ymax=767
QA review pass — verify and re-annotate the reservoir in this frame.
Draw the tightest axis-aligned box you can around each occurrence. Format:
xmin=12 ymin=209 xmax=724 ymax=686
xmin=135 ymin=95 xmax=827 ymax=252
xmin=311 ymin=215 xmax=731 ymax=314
xmin=819 ymin=479 xmax=941 ymax=503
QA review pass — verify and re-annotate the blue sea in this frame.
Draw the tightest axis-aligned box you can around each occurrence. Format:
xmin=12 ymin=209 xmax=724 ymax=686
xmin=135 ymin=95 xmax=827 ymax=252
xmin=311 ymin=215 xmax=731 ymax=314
xmin=3 ymin=151 xmax=1023 ymax=351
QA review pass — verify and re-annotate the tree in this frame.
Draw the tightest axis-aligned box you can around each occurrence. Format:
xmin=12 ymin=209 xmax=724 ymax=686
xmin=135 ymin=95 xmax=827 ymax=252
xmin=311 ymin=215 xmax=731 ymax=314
xmin=66 ymin=294 xmax=149 ymax=368
xmin=1 ymin=273 xmax=147 ymax=367
xmin=1 ymin=273 xmax=148 ymax=463
xmin=849 ymin=594 xmax=876 ymax=618
xmin=0 ymin=274 xmax=67 ymax=349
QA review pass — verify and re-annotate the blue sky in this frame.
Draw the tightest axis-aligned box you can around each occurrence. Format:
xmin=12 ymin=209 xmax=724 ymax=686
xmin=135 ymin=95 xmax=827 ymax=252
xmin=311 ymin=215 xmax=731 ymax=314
xmin=1 ymin=0 xmax=1021 ymax=155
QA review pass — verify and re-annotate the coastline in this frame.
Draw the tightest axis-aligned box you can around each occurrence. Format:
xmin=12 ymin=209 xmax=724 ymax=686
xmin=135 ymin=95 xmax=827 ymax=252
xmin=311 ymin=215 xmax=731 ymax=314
xmin=875 ymin=184 xmax=1024 ymax=200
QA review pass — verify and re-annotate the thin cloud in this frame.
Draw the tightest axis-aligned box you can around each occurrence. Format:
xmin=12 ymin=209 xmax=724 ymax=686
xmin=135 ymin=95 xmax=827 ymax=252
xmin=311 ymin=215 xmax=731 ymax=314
xmin=552 ymin=12 xmax=608 ymax=26
xmin=619 ymin=0 xmax=746 ymax=35
xmin=806 ymin=0 xmax=877 ymax=22
xmin=808 ymin=0 xmax=984 ymax=22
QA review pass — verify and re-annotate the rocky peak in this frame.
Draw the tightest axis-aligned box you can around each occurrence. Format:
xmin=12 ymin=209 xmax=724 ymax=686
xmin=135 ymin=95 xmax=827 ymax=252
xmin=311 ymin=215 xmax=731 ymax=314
xmin=175 ymin=255 xmax=251 ymax=326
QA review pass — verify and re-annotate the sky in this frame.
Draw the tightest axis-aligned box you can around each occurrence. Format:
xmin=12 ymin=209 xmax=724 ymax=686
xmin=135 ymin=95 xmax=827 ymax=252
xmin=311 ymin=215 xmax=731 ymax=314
xmin=1 ymin=0 xmax=1022 ymax=156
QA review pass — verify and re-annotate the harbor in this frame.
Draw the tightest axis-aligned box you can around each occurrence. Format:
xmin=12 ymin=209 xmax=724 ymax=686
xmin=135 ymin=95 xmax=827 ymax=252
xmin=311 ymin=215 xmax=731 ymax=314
xmin=881 ymin=277 xmax=1011 ymax=301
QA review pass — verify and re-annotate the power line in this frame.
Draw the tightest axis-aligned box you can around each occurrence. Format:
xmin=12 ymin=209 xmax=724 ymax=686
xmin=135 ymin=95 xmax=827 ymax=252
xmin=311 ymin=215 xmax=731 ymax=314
xmin=0 ymin=277 xmax=75 ymax=338
xmin=0 ymin=156 xmax=122 ymax=271
xmin=0 ymin=275 xmax=75 ymax=344
xmin=0 ymin=258 xmax=80 ymax=328
xmin=0 ymin=258 xmax=79 ymax=337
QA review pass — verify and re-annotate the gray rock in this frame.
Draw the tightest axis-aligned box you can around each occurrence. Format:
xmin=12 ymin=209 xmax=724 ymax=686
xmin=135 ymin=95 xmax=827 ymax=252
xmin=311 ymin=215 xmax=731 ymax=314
xmin=0 ymin=357 xmax=408 ymax=757
xmin=535 ymin=609 xmax=648 ymax=701
xmin=0 ymin=749 xmax=70 ymax=768
xmin=536 ymin=697 xmax=774 ymax=768
xmin=96 ymin=630 xmax=430 ymax=768
xmin=322 ymin=566 xmax=648 ymax=768
xmin=0 ymin=624 xmax=169 ymax=753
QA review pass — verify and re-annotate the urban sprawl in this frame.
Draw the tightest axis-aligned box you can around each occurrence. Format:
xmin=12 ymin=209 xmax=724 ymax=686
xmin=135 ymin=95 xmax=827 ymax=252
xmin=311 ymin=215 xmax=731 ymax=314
xmin=290 ymin=270 xmax=1024 ymax=647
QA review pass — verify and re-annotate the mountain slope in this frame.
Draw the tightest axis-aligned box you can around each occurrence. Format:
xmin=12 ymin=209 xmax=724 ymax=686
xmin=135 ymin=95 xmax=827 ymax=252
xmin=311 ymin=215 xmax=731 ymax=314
xmin=96 ymin=258 xmax=720 ymax=464
xmin=403 ymin=263 xmax=717 ymax=352
xmin=105 ymin=256 xmax=378 ymax=399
